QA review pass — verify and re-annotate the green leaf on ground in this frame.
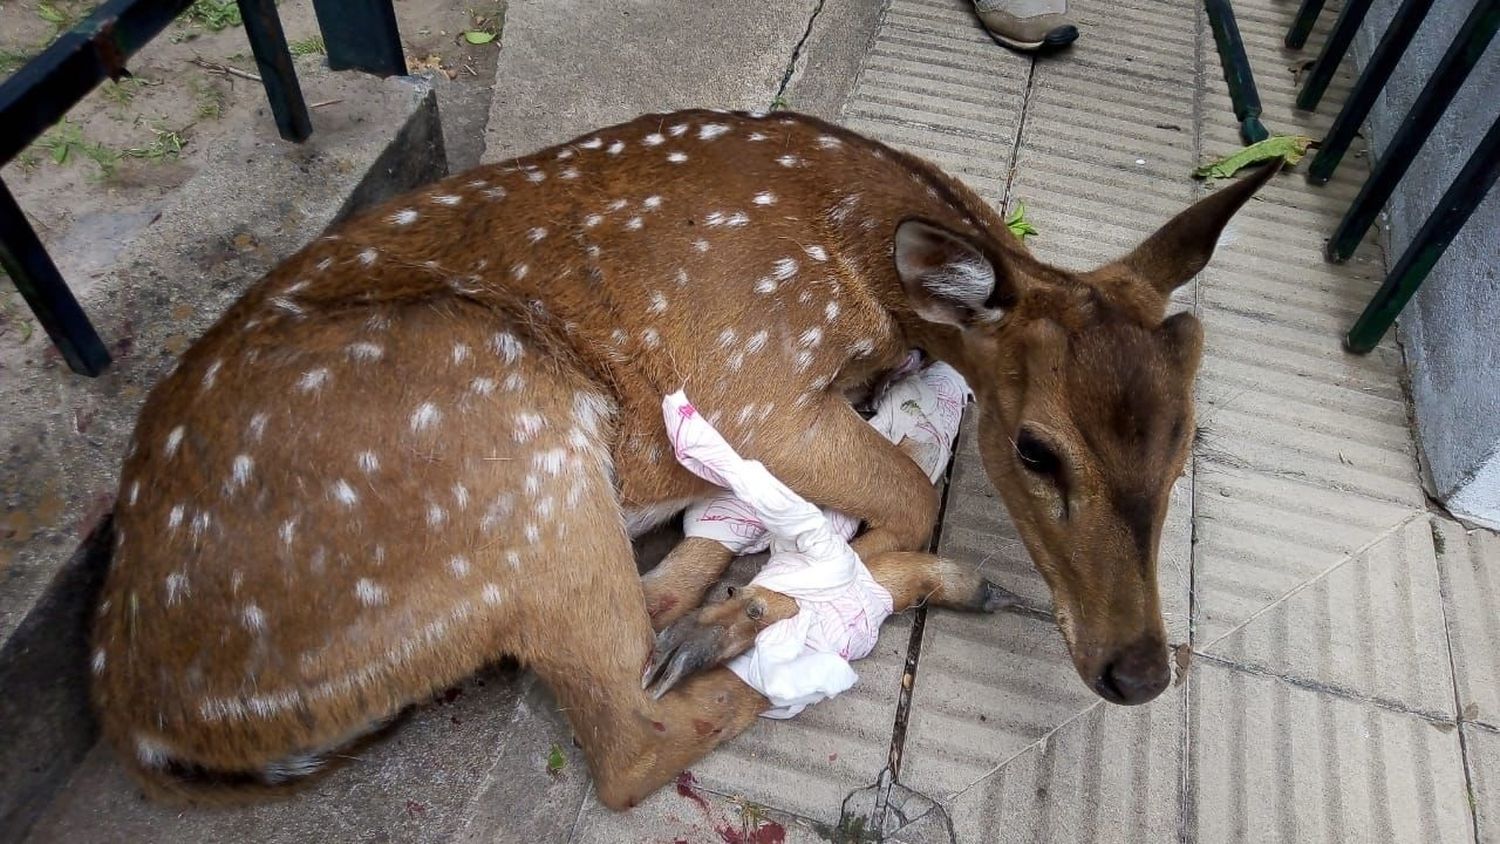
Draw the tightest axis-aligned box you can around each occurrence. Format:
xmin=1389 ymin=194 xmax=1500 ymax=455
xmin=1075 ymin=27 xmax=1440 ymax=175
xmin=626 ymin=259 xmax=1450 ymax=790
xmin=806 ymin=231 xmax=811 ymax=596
xmin=546 ymin=744 xmax=566 ymax=776
xmin=1193 ymin=135 xmax=1313 ymax=180
xmin=462 ymin=30 xmax=496 ymax=44
xmin=290 ymin=35 xmax=326 ymax=56
xmin=1005 ymin=200 xmax=1039 ymax=241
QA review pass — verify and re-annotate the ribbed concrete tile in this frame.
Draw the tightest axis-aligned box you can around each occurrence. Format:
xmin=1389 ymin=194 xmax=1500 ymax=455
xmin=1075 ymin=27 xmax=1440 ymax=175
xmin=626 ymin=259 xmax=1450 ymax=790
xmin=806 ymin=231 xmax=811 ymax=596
xmin=571 ymin=772 xmax=824 ymax=844
xmin=1203 ymin=516 xmax=1454 ymax=717
xmin=1467 ymin=725 xmax=1500 ymax=843
xmin=1192 ymin=462 xmax=1417 ymax=645
xmin=1190 ymin=661 xmax=1472 ymax=844
xmin=670 ymin=555 xmax=910 ymax=825
xmin=900 ymin=609 xmax=1098 ymax=800
xmin=841 ymin=0 xmax=1029 ymax=206
xmin=935 ymin=685 xmax=1184 ymax=844
xmin=1435 ymin=519 xmax=1500 ymax=729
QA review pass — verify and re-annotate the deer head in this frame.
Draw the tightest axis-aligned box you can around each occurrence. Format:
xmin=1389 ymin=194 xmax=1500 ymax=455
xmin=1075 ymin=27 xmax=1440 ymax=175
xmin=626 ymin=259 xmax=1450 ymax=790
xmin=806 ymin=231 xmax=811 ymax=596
xmin=894 ymin=164 xmax=1278 ymax=705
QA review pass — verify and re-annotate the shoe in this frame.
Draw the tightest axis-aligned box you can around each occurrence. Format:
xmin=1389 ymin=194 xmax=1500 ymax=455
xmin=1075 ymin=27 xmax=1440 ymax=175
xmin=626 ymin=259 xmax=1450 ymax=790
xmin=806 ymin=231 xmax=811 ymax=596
xmin=972 ymin=0 xmax=1079 ymax=52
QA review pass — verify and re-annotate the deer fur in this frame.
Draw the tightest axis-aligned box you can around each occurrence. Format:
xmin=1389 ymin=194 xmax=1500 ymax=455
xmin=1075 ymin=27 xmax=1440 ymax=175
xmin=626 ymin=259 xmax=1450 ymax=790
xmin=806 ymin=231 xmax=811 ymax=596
xmin=91 ymin=108 xmax=1275 ymax=809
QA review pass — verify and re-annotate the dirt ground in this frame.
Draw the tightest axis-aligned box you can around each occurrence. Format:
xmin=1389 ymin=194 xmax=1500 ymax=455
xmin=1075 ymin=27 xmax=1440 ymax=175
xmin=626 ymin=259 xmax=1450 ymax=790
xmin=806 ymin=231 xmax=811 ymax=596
xmin=0 ymin=0 xmax=504 ymax=366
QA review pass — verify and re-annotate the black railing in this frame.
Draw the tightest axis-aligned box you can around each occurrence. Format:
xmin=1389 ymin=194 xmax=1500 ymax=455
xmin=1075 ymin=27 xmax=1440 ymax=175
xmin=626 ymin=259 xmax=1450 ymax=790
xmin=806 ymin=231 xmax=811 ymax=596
xmin=0 ymin=0 xmax=407 ymax=376
xmin=1283 ymin=0 xmax=1500 ymax=353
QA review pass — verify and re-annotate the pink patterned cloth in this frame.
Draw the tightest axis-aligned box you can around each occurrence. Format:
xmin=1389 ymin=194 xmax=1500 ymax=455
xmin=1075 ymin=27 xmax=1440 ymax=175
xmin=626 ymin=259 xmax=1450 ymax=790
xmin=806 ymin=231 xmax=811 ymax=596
xmin=663 ymin=391 xmax=893 ymax=718
xmin=681 ymin=360 xmax=972 ymax=555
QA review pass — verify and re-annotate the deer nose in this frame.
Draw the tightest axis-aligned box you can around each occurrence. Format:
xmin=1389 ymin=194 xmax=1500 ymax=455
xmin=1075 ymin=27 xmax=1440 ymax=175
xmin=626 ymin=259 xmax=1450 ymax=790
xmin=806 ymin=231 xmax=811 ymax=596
xmin=1092 ymin=639 xmax=1170 ymax=706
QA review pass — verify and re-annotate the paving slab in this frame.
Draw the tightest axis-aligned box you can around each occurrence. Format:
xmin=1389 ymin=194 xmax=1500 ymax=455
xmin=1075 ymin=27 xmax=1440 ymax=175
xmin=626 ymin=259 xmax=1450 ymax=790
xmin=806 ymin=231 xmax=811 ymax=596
xmin=839 ymin=0 xmax=1030 ymax=205
xmin=21 ymin=666 xmax=577 ymax=844
xmin=1203 ymin=514 xmax=1454 ymax=717
xmin=1467 ymin=725 xmax=1500 ymax=844
xmin=569 ymin=768 xmax=827 ymax=844
xmin=481 ymin=0 xmax=819 ymax=163
xmin=928 ymin=684 xmax=1184 ymax=844
xmin=1434 ymin=519 xmax=1500 ymax=730
xmin=1189 ymin=661 xmax=1472 ymax=844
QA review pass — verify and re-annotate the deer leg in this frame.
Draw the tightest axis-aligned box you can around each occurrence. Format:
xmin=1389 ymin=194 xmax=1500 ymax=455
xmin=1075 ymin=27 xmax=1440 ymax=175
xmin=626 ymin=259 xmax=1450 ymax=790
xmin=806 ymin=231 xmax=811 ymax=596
xmin=759 ymin=397 xmax=941 ymax=560
xmin=519 ymin=526 xmax=768 ymax=810
xmin=863 ymin=551 xmax=1020 ymax=614
xmin=641 ymin=537 xmax=737 ymax=631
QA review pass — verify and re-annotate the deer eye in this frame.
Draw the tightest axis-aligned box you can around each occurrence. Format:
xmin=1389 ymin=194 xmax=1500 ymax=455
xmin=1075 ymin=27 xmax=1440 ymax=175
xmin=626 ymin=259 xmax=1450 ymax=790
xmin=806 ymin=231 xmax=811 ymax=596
xmin=1015 ymin=430 xmax=1062 ymax=477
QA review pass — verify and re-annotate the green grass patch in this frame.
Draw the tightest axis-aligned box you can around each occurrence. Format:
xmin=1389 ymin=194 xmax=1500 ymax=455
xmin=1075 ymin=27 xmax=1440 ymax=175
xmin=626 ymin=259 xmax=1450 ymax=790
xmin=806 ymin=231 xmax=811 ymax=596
xmin=289 ymin=35 xmax=326 ymax=56
xmin=183 ymin=0 xmax=242 ymax=31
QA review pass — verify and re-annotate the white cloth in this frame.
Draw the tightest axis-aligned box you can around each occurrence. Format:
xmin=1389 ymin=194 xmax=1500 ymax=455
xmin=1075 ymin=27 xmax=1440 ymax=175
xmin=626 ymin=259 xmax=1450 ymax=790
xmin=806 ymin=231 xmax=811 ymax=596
xmin=661 ymin=358 xmax=972 ymax=718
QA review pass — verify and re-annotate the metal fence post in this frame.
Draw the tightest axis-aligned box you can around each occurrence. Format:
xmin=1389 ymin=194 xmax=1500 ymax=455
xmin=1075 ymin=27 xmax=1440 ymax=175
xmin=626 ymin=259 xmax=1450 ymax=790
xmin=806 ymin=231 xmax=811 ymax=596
xmin=0 ymin=179 xmax=110 ymax=376
xmin=1296 ymin=0 xmax=1376 ymax=111
xmin=1308 ymin=0 xmax=1436 ymax=184
xmin=235 ymin=0 xmax=312 ymax=142
xmin=1285 ymin=0 xmax=1329 ymax=49
xmin=1326 ymin=0 xmax=1500 ymax=262
xmin=1345 ymin=112 xmax=1500 ymax=353
xmin=311 ymin=0 xmax=408 ymax=77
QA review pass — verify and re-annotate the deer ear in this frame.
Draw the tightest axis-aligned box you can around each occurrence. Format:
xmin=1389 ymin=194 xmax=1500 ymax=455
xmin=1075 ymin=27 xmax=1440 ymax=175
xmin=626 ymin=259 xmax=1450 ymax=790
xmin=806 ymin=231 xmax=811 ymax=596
xmin=894 ymin=219 xmax=1007 ymax=327
xmin=1116 ymin=160 xmax=1281 ymax=296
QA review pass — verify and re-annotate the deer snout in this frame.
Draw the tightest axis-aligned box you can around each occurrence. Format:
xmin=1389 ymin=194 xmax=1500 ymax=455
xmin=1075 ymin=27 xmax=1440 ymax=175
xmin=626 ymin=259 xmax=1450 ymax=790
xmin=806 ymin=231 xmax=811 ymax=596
xmin=1090 ymin=637 xmax=1170 ymax=706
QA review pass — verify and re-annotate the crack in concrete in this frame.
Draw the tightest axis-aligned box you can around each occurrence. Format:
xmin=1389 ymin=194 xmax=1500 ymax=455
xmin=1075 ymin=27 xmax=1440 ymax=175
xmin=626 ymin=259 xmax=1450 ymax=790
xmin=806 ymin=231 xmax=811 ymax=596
xmin=774 ymin=0 xmax=829 ymax=107
xmin=1192 ymin=652 xmax=1456 ymax=724
xmin=1427 ymin=516 xmax=1484 ymax=844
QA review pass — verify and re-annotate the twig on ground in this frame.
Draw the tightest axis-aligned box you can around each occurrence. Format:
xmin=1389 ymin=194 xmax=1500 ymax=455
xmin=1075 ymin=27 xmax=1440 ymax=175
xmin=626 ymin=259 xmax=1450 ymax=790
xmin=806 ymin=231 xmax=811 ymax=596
xmin=189 ymin=57 xmax=261 ymax=83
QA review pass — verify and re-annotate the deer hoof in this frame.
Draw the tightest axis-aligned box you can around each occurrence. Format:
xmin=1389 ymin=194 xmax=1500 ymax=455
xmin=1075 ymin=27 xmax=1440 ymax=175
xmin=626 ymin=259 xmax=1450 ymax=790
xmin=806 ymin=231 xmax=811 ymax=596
xmin=642 ymin=617 xmax=727 ymax=699
xmin=977 ymin=579 xmax=1022 ymax=613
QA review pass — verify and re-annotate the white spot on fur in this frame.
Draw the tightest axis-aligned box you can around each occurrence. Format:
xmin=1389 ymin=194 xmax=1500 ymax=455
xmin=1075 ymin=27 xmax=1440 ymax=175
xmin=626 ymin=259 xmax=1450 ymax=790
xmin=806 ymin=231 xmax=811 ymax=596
xmin=279 ymin=517 xmax=297 ymax=546
xmin=816 ymin=135 xmax=842 ymax=149
xmin=852 ymin=337 xmax=876 ymax=356
xmin=524 ymin=523 xmax=541 ymax=543
xmin=348 ymin=341 xmax=383 ymax=361
xmin=470 ymin=377 xmax=497 ymax=396
xmin=693 ymin=239 xmax=710 ymax=253
xmin=358 ymin=248 xmax=378 ymax=266
xmin=448 ymin=556 xmax=471 ymax=578
xmin=165 ymin=426 xmax=185 ymax=458
xmin=514 ymin=411 xmax=546 ymax=442
xmin=135 ymin=735 xmax=171 ymax=768
xmin=128 ymin=480 xmax=140 ymax=507
xmin=795 ymin=350 xmax=814 ymax=371
xmin=773 ymin=258 xmax=799 ymax=280
xmin=356 ymin=579 xmax=387 ymax=606
xmin=249 ymin=413 xmax=269 ymax=442
xmin=727 ymin=352 xmax=745 ymax=371
xmin=705 ymin=212 xmax=725 ymax=227
xmin=452 ymin=483 xmax=470 ymax=510
xmin=389 ymin=209 xmax=418 ymax=225
xmin=584 ymin=214 xmax=603 ymax=228
xmin=165 ymin=572 xmax=189 ymax=607
xmin=92 ymin=649 xmax=106 ymax=674
xmin=649 ymin=291 xmax=668 ymax=314
xmin=699 ymin=124 xmax=730 ymax=140
xmin=748 ymin=131 xmax=767 ymax=141
xmin=527 ymin=227 xmax=548 ymax=243
xmin=667 ymin=152 xmax=688 ymax=163
xmin=755 ymin=276 xmax=777 ymax=295
xmin=825 ymin=301 xmax=841 ymax=321
xmin=726 ymin=212 xmax=750 ymax=227
xmin=433 ymin=194 xmax=462 ymax=206
xmin=483 ymin=186 xmax=508 ymax=200
xmin=297 ymin=368 xmax=330 ymax=393
xmin=799 ymin=327 xmax=823 ymax=348
xmin=330 ymin=479 xmax=358 ymax=507
xmin=627 ymin=216 xmax=644 ymax=230
xmin=503 ymin=372 xmax=525 ymax=392
xmin=202 ymin=359 xmax=223 ymax=389
xmin=270 ymin=296 xmax=305 ymax=316
xmin=746 ymin=330 xmax=769 ymax=354
xmin=581 ymin=137 xmax=603 ymax=149
xmin=410 ymin=402 xmax=441 ymax=432
xmin=641 ymin=328 xmax=660 ymax=348
xmin=167 ymin=505 xmax=185 ymax=532
xmin=357 ymin=451 xmax=379 ymax=474
xmin=805 ymin=245 xmax=828 ymax=262
xmin=512 ymin=263 xmax=529 ymax=281
xmin=830 ymin=193 xmax=861 ymax=223
xmin=675 ymin=268 xmax=689 ymax=286
xmin=643 ymin=195 xmax=662 ymax=210
xmin=526 ymin=170 xmax=546 ymax=183
xmin=644 ymin=133 xmax=664 ymax=146
xmin=491 ymin=332 xmax=523 ymax=363
xmin=427 ymin=503 xmax=447 ymax=528
xmin=717 ymin=328 xmax=737 ymax=348
xmin=669 ymin=124 xmax=688 ymax=137
xmin=607 ymin=140 xmax=625 ymax=154
xmin=242 ymin=604 xmax=267 ymax=632
xmin=560 ymin=167 xmax=580 ymax=180
xmin=753 ymin=191 xmax=776 ymax=206
xmin=557 ymin=149 xmax=575 ymax=160
xmin=777 ymin=155 xmax=803 ymax=167
xmin=452 ymin=343 xmax=472 ymax=365
xmin=229 ymin=454 xmax=254 ymax=489
xmin=534 ymin=448 xmax=567 ymax=476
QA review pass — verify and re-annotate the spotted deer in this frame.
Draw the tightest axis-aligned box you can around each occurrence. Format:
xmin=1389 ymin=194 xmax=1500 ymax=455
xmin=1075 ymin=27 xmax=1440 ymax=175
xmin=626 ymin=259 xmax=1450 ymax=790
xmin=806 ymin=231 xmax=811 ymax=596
xmin=92 ymin=108 xmax=1276 ymax=809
